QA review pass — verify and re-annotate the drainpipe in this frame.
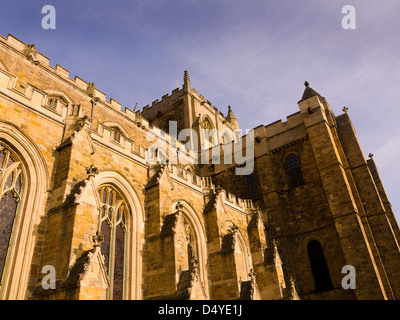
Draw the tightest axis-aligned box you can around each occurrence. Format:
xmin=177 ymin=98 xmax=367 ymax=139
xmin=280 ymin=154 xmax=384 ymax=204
xmin=90 ymin=97 xmax=100 ymax=128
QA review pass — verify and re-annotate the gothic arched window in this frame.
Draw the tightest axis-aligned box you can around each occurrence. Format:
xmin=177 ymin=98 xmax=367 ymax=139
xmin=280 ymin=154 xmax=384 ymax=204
xmin=202 ymin=118 xmax=213 ymax=131
xmin=307 ymin=240 xmax=333 ymax=291
xmin=286 ymin=154 xmax=304 ymax=187
xmin=202 ymin=117 xmax=215 ymax=147
xmin=0 ymin=144 xmax=23 ymax=285
xmin=98 ymin=185 xmax=128 ymax=300
xmin=221 ymin=131 xmax=232 ymax=145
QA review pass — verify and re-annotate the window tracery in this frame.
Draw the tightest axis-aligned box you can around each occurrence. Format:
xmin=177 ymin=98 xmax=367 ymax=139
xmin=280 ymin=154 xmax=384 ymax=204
xmin=97 ymin=185 xmax=128 ymax=300
xmin=0 ymin=144 xmax=23 ymax=284
xmin=202 ymin=118 xmax=213 ymax=130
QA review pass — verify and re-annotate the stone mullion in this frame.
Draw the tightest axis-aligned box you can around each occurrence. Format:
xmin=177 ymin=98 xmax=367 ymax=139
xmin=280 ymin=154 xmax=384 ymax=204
xmin=114 ymin=201 xmax=126 ymax=300
xmin=122 ymin=217 xmax=127 ymax=300
xmin=108 ymin=206 xmax=116 ymax=300
xmin=0 ymin=150 xmax=11 ymax=197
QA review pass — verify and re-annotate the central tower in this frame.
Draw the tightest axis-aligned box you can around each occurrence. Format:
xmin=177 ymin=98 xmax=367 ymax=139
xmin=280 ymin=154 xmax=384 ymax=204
xmin=140 ymin=71 xmax=240 ymax=152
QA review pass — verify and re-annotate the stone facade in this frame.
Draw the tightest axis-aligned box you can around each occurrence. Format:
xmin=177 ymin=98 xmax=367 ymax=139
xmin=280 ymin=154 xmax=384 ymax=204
xmin=0 ymin=34 xmax=399 ymax=300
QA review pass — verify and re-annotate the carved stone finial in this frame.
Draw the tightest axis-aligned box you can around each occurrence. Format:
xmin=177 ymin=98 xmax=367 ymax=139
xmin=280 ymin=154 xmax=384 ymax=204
xmin=86 ymin=164 xmax=99 ymax=177
xmin=184 ymin=70 xmax=190 ymax=82
xmin=343 ymin=106 xmax=349 ymax=113
xmin=252 ymin=210 xmax=261 ymax=223
xmin=175 ymin=201 xmax=184 ymax=213
xmin=304 ymin=81 xmax=309 ymax=87
xmin=79 ymin=114 xmax=92 ymax=130
xmin=249 ymin=269 xmax=257 ymax=282
xmin=289 ymin=275 xmax=296 ymax=289
xmin=134 ymin=102 xmax=140 ymax=112
xmin=190 ymin=258 xmax=199 ymax=275
xmin=228 ymin=224 xmax=238 ymax=234
xmin=369 ymin=153 xmax=374 ymax=159
xmin=92 ymin=231 xmax=104 ymax=248
xmin=183 ymin=70 xmax=191 ymax=90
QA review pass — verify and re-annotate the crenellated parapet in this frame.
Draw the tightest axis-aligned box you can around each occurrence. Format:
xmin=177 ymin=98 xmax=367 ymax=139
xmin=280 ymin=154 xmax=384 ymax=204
xmin=189 ymin=85 xmax=237 ymax=127
xmin=0 ymin=66 xmax=68 ymax=123
xmin=141 ymin=87 xmax=184 ymax=119
xmin=0 ymin=34 xmax=145 ymax=122
xmin=90 ymin=121 xmax=147 ymax=164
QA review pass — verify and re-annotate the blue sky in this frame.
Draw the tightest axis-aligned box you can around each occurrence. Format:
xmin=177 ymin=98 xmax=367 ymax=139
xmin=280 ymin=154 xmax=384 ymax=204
xmin=1 ymin=0 xmax=399 ymax=220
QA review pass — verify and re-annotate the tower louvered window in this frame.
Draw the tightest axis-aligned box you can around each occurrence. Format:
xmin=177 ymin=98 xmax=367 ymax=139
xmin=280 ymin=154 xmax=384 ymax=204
xmin=286 ymin=154 xmax=304 ymax=187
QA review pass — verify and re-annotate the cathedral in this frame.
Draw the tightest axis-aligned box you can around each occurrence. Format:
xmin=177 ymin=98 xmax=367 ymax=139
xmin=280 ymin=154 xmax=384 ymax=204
xmin=0 ymin=33 xmax=399 ymax=300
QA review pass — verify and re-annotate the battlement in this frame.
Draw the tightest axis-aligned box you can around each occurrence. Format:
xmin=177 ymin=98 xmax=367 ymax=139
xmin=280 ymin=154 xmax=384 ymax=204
xmin=0 ymin=67 xmax=68 ymax=123
xmin=0 ymin=33 xmax=304 ymax=147
xmin=189 ymin=86 xmax=234 ymax=123
xmin=141 ymin=87 xmax=184 ymax=119
xmin=263 ymin=111 xmax=303 ymax=138
xmin=0 ymin=34 xmax=144 ymax=122
xmin=167 ymin=163 xmax=252 ymax=212
xmin=168 ymin=163 xmax=202 ymax=188
xmin=91 ymin=122 xmax=148 ymax=165
xmin=221 ymin=188 xmax=253 ymax=212
xmin=139 ymin=80 xmax=236 ymax=132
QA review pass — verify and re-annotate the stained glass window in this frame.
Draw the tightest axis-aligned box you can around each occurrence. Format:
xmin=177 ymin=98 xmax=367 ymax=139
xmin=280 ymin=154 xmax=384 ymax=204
xmin=0 ymin=144 xmax=23 ymax=285
xmin=97 ymin=186 xmax=127 ymax=300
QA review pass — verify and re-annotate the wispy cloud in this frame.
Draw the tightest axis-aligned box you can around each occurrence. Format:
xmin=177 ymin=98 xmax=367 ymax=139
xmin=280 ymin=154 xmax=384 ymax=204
xmin=0 ymin=0 xmax=399 ymax=220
